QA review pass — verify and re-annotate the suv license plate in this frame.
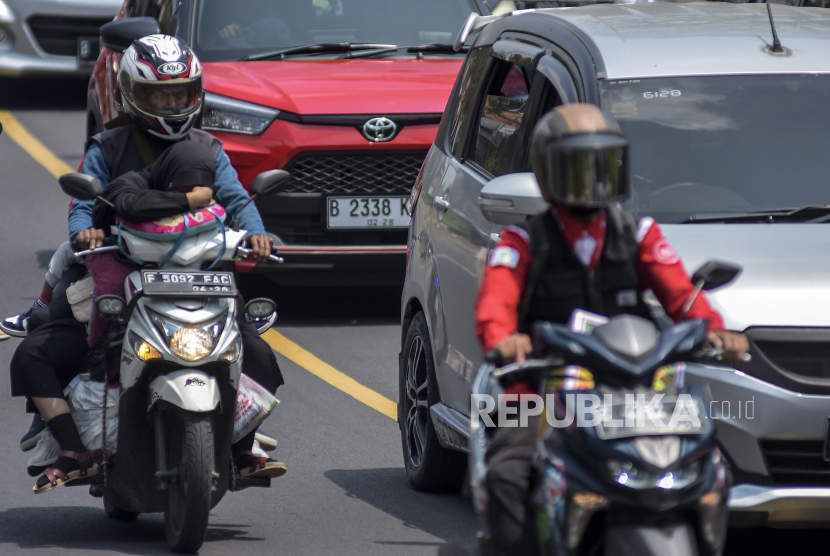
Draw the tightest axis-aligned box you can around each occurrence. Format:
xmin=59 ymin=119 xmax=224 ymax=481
xmin=141 ymin=270 xmax=237 ymax=297
xmin=326 ymin=195 xmax=410 ymax=229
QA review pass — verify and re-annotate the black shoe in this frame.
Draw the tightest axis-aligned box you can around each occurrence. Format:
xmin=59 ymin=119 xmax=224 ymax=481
xmin=20 ymin=413 xmax=46 ymax=452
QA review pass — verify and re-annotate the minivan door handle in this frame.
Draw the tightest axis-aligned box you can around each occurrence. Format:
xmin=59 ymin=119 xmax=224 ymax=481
xmin=434 ymin=196 xmax=450 ymax=211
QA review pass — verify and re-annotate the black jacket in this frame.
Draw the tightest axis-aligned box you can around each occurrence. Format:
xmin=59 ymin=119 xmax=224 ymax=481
xmin=92 ymin=140 xmax=217 ymax=233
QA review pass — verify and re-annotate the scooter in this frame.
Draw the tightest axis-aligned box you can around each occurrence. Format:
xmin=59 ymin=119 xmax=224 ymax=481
xmin=469 ymin=262 xmax=743 ymax=556
xmin=56 ymin=170 xmax=288 ymax=554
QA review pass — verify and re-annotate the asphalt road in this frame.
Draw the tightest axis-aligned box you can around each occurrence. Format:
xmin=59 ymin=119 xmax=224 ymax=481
xmin=0 ymin=76 xmax=824 ymax=556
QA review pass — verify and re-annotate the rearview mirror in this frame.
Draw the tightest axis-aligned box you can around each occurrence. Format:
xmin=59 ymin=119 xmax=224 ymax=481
xmin=691 ymin=261 xmax=742 ymax=291
xmin=479 ymin=172 xmax=549 ymax=225
xmin=96 ymin=295 xmax=126 ymax=319
xmin=59 ymin=173 xmax=103 ymax=200
xmin=100 ymin=17 xmax=160 ymax=52
xmin=249 ymin=170 xmax=290 ymax=198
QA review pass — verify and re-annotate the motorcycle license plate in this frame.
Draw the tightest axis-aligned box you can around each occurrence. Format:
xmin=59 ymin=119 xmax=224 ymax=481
xmin=595 ymin=395 xmax=710 ymax=440
xmin=326 ymin=195 xmax=411 ymax=229
xmin=141 ymin=270 xmax=237 ymax=297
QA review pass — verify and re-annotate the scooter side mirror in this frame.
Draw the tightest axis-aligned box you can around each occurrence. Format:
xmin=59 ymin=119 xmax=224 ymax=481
xmin=691 ymin=261 xmax=742 ymax=291
xmin=245 ymin=297 xmax=278 ymax=335
xmin=232 ymin=170 xmax=291 ymax=230
xmin=96 ymin=295 xmax=126 ymax=319
xmin=249 ymin=170 xmax=290 ymax=199
xmin=59 ymin=173 xmax=103 ymax=200
xmin=100 ymin=17 xmax=160 ymax=52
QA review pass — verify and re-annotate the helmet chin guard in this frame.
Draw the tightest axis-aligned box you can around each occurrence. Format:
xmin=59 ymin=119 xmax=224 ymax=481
xmin=118 ymin=35 xmax=203 ymax=141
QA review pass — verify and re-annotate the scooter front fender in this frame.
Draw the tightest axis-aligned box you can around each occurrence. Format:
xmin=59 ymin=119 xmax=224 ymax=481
xmin=147 ymin=369 xmax=220 ymax=412
xmin=604 ymin=523 xmax=697 ymax=556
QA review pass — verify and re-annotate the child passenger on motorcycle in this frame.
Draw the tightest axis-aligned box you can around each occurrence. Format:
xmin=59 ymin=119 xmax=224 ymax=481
xmin=474 ymin=104 xmax=750 ymax=555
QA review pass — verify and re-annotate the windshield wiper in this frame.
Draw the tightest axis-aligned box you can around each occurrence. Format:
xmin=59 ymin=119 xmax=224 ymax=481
xmin=680 ymin=206 xmax=830 ymax=224
xmin=344 ymin=43 xmax=469 ymax=59
xmin=241 ymin=43 xmax=398 ymax=61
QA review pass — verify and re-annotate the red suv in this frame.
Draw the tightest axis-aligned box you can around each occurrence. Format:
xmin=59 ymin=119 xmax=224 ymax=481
xmin=87 ymin=0 xmax=484 ymax=285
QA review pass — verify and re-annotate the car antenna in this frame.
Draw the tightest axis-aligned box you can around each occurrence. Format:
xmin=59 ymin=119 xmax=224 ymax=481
xmin=766 ymin=2 xmax=784 ymax=53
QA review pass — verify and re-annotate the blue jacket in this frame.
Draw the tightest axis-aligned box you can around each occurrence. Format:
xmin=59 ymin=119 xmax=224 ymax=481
xmin=69 ymin=143 xmax=266 ymax=243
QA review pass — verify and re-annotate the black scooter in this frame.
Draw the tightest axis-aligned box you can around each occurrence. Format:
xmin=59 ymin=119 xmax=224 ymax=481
xmin=468 ymin=262 xmax=743 ymax=556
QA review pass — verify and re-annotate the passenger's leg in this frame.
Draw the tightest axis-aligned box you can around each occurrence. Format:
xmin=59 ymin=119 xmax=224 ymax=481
xmin=486 ymin=413 xmax=541 ymax=556
xmin=10 ymin=319 xmax=95 ymax=490
xmin=2 ymin=243 xmax=81 ymax=336
xmin=231 ymin=321 xmax=286 ymax=478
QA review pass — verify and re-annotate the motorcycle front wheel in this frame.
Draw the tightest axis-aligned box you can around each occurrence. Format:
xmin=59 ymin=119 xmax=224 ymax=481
xmin=164 ymin=410 xmax=214 ymax=554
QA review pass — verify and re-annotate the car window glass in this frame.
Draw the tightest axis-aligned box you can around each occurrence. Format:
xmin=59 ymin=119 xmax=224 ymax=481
xmin=123 ymin=0 xmax=139 ymax=18
xmin=600 ymin=74 xmax=830 ymax=223
xmin=143 ymin=0 xmax=174 ymax=34
xmin=449 ymin=47 xmax=491 ymax=159
xmin=470 ymin=62 xmax=532 ymax=177
xmin=193 ymin=0 xmax=474 ymax=62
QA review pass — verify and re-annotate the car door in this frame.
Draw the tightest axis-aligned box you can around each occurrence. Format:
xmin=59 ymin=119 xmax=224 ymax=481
xmin=427 ymin=37 xmax=551 ymax=414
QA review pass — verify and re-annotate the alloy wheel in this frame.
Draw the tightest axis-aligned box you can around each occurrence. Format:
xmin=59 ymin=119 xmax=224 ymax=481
xmin=404 ymin=334 xmax=429 ymax=469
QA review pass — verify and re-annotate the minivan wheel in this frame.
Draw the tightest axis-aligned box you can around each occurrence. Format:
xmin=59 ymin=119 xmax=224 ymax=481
xmin=400 ymin=311 xmax=466 ymax=492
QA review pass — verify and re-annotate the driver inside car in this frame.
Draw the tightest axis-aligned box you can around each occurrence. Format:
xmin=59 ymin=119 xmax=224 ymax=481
xmin=474 ymin=103 xmax=749 ymax=555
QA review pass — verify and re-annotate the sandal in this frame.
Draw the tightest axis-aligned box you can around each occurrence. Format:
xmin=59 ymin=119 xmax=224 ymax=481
xmin=33 ymin=450 xmax=99 ymax=494
xmin=234 ymin=451 xmax=287 ymax=479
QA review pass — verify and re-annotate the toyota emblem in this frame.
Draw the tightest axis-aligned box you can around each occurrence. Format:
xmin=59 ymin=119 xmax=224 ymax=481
xmin=362 ymin=117 xmax=397 ymax=142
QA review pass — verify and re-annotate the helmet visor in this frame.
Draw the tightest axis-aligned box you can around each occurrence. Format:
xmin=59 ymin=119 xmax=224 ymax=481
xmin=133 ymin=79 xmax=202 ymax=118
xmin=550 ymin=143 xmax=630 ymax=206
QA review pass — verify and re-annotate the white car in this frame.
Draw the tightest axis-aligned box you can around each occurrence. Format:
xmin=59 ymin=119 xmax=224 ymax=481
xmin=0 ymin=0 xmax=120 ymax=76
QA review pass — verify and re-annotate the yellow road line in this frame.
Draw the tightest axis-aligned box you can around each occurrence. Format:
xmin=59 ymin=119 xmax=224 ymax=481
xmin=263 ymin=329 xmax=398 ymax=421
xmin=0 ymin=110 xmax=75 ymax=178
xmin=0 ymin=111 xmax=398 ymax=422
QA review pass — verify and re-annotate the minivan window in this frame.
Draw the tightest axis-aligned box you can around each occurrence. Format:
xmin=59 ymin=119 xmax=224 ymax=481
xmin=601 ymin=74 xmax=830 ymax=223
xmin=471 ymin=62 xmax=533 ymax=176
xmin=194 ymin=0 xmax=474 ymax=62
xmin=450 ymin=47 xmax=492 ymax=159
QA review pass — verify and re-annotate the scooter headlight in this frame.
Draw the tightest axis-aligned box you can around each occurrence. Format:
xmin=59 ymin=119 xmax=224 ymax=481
xmin=149 ymin=310 xmax=226 ymax=362
xmin=607 ymin=459 xmax=700 ymax=490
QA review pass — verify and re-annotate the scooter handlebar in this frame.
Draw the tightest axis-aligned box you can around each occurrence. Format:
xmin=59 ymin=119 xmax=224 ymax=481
xmin=235 ymin=245 xmax=284 ymax=264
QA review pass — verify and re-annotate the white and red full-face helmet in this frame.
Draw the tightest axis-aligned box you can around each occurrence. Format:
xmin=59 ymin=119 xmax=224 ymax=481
xmin=118 ymin=35 xmax=202 ymax=141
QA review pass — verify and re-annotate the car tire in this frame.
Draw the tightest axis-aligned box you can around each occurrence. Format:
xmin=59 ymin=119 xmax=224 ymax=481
xmin=400 ymin=311 xmax=466 ymax=492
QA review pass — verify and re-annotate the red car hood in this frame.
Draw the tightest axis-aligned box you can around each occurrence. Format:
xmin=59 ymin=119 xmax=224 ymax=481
xmin=202 ymin=59 xmax=463 ymax=115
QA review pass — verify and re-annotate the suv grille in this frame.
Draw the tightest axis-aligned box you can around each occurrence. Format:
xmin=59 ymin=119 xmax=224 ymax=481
xmin=282 ymin=151 xmax=426 ymax=194
xmin=761 ymin=440 xmax=830 ymax=486
xmin=28 ymin=16 xmax=111 ymax=57
xmin=754 ymin=340 xmax=830 ymax=379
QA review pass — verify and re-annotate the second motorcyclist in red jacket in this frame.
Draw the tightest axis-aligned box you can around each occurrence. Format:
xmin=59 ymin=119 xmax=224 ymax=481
xmin=475 ymin=103 xmax=749 ymax=555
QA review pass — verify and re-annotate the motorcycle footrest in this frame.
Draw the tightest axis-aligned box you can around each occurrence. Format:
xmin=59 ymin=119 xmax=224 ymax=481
xmin=233 ymin=477 xmax=271 ymax=489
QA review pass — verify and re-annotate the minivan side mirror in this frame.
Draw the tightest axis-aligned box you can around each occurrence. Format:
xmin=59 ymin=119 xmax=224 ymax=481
xmin=100 ymin=17 xmax=160 ymax=52
xmin=478 ymin=172 xmax=550 ymax=225
xmin=692 ymin=260 xmax=742 ymax=291
xmin=59 ymin=173 xmax=103 ymax=200
xmin=249 ymin=169 xmax=290 ymax=198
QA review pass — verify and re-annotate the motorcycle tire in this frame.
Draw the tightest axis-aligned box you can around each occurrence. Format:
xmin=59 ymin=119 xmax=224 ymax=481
xmin=399 ymin=311 xmax=466 ymax=492
xmin=164 ymin=410 xmax=214 ymax=554
xmin=103 ymin=498 xmax=139 ymax=521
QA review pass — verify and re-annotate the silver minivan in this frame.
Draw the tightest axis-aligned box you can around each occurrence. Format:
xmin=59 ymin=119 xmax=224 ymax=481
xmin=399 ymin=3 xmax=830 ymax=526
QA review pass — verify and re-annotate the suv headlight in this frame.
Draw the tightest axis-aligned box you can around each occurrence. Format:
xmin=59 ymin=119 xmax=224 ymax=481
xmin=149 ymin=310 xmax=226 ymax=362
xmin=607 ymin=459 xmax=700 ymax=490
xmin=202 ymin=92 xmax=279 ymax=135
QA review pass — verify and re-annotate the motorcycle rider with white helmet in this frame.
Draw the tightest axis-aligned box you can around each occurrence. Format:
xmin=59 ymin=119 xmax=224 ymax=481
xmin=9 ymin=35 xmax=286 ymax=491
